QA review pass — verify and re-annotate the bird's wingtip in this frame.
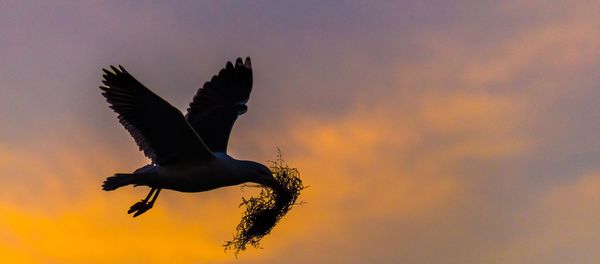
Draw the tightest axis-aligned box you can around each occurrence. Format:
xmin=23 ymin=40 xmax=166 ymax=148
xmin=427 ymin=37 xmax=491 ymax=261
xmin=244 ymin=57 xmax=252 ymax=69
xmin=110 ymin=65 xmax=121 ymax=74
xmin=235 ymin=57 xmax=243 ymax=66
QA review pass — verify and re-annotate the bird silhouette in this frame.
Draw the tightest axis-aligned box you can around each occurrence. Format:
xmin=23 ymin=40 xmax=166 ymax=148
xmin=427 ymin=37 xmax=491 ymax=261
xmin=100 ymin=57 xmax=278 ymax=217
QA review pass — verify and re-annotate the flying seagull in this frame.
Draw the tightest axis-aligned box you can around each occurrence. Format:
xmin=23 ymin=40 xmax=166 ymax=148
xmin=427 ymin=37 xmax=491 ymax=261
xmin=100 ymin=57 xmax=277 ymax=217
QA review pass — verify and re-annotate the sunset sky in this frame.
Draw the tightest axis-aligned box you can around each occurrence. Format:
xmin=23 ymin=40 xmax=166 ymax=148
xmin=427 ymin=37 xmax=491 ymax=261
xmin=1 ymin=1 xmax=600 ymax=263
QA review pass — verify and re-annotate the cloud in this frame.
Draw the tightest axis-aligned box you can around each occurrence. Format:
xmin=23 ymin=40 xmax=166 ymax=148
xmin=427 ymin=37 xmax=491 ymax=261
xmin=0 ymin=81 xmax=527 ymax=263
xmin=0 ymin=1 xmax=600 ymax=263
xmin=483 ymin=171 xmax=600 ymax=263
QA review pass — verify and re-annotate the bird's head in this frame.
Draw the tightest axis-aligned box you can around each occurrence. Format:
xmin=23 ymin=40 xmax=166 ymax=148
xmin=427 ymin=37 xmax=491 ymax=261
xmin=243 ymin=161 xmax=279 ymax=189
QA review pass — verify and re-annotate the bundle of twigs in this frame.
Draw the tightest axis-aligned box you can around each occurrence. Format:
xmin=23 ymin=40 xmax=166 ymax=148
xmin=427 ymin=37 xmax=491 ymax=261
xmin=224 ymin=151 xmax=304 ymax=255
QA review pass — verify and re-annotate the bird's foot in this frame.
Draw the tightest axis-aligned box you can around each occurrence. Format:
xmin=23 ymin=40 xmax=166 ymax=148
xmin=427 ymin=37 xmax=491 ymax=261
xmin=128 ymin=200 xmax=153 ymax=217
xmin=127 ymin=200 xmax=147 ymax=214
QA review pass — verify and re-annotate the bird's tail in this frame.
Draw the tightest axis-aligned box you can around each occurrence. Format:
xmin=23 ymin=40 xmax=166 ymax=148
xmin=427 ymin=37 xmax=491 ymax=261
xmin=102 ymin=173 xmax=141 ymax=191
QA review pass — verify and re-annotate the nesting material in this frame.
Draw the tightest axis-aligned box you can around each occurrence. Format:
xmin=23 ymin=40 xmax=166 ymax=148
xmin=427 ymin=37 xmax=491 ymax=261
xmin=224 ymin=151 xmax=305 ymax=255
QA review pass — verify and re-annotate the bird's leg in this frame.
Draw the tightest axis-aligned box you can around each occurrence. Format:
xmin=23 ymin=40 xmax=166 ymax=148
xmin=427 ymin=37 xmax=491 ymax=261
xmin=133 ymin=188 xmax=162 ymax=217
xmin=127 ymin=188 xmax=155 ymax=214
xmin=147 ymin=188 xmax=161 ymax=207
xmin=128 ymin=188 xmax=160 ymax=217
xmin=143 ymin=187 xmax=157 ymax=201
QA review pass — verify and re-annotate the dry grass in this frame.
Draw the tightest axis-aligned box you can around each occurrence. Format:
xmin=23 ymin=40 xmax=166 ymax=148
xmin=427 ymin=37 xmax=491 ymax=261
xmin=224 ymin=151 xmax=305 ymax=255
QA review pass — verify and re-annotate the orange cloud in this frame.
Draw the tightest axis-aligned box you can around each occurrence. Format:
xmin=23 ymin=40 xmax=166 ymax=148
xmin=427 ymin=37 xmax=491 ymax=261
xmin=0 ymin=140 xmax=245 ymax=263
xmin=2 ymin=2 xmax=600 ymax=263
xmin=482 ymin=171 xmax=600 ymax=263
xmin=0 ymin=81 xmax=529 ymax=262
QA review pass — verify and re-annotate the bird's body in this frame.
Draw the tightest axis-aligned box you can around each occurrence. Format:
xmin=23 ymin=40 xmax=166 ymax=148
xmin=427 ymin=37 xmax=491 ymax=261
xmin=100 ymin=57 xmax=276 ymax=216
xmin=106 ymin=154 xmax=273 ymax=193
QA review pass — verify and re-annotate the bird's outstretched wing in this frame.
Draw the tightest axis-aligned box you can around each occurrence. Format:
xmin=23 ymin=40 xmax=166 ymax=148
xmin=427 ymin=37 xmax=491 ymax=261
xmin=100 ymin=65 xmax=213 ymax=165
xmin=185 ymin=57 xmax=253 ymax=153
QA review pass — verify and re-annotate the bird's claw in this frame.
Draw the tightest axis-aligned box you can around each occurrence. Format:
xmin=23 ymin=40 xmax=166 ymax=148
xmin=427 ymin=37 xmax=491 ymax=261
xmin=128 ymin=200 xmax=153 ymax=217
xmin=127 ymin=200 xmax=146 ymax=213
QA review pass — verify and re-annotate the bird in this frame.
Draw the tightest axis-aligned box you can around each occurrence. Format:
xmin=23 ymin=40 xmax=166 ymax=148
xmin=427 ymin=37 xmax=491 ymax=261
xmin=100 ymin=57 xmax=278 ymax=217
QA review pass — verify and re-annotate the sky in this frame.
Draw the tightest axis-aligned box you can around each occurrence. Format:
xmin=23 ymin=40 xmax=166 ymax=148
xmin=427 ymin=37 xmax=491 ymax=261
xmin=0 ymin=0 xmax=600 ymax=263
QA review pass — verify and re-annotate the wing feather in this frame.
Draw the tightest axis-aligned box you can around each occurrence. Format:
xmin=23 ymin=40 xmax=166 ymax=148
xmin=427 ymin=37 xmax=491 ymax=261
xmin=185 ymin=57 xmax=253 ymax=153
xmin=101 ymin=65 xmax=213 ymax=164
